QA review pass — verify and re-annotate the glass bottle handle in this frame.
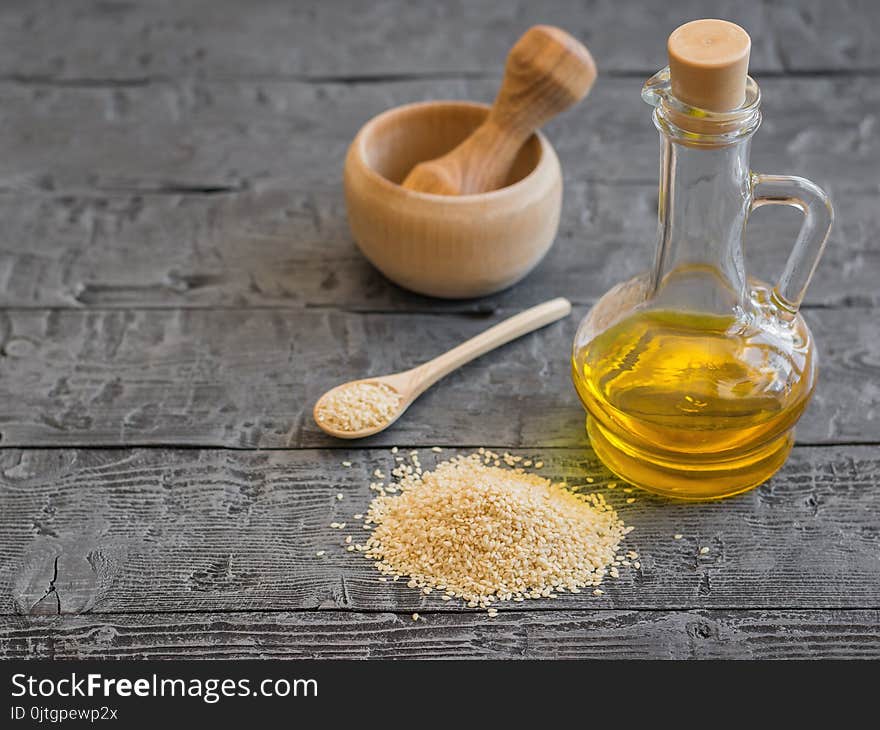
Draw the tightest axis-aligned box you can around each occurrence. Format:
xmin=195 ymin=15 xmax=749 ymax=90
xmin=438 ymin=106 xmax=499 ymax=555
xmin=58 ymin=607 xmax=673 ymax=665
xmin=750 ymin=173 xmax=834 ymax=314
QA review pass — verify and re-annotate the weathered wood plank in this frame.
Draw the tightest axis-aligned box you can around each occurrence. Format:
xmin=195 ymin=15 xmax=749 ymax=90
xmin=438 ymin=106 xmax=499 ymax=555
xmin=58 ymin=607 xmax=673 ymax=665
xmin=2 ymin=0 xmax=876 ymax=81
xmin=1 ymin=183 xmax=873 ymax=311
xmin=0 ymin=306 xmax=875 ymax=448
xmin=0 ymin=74 xmax=870 ymax=312
xmin=0 ymin=76 xmax=873 ymax=194
xmin=1 ymin=609 xmax=877 ymax=660
xmin=1 ymin=446 xmax=877 ymax=616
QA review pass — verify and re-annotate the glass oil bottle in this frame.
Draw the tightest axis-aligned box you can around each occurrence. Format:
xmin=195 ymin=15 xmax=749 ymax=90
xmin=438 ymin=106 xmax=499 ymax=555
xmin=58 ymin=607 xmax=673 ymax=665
xmin=571 ymin=20 xmax=833 ymax=499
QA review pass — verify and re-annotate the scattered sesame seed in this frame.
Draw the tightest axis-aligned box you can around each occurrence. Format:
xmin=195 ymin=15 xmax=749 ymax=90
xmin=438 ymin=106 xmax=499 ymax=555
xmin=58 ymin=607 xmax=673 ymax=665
xmin=315 ymin=550 xmax=325 ymax=557
xmin=336 ymin=493 xmax=344 ymax=500
xmin=411 ymin=613 xmax=420 ymax=621
xmin=391 ymin=446 xmax=399 ymax=453
xmin=699 ymin=547 xmax=710 ymax=555
xmin=353 ymin=514 xmax=363 ymax=520
xmin=674 ymin=534 xmax=683 ymax=540
xmin=432 ymin=447 xmax=442 ymax=452
xmin=346 ymin=545 xmax=355 ymax=552
xmin=342 ymin=461 xmax=352 ymax=467
xmin=593 ymin=589 xmax=604 ymax=596
xmin=633 ymin=561 xmax=641 ymax=569
xmin=534 ymin=461 xmax=544 ymax=469
xmin=626 ymin=498 xmax=636 ymax=504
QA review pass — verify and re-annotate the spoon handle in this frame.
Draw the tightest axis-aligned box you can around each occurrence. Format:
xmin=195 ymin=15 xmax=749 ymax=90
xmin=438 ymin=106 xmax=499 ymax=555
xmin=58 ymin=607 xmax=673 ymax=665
xmin=409 ymin=297 xmax=571 ymax=397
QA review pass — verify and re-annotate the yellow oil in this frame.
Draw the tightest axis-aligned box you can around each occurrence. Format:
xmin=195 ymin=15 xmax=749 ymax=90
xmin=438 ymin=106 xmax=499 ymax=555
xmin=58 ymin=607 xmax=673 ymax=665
xmin=572 ymin=308 xmax=815 ymax=499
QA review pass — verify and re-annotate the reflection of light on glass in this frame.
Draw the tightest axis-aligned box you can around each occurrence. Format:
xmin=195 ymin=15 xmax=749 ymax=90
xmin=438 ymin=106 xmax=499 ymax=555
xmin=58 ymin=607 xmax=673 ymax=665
xmin=678 ymin=394 xmax=708 ymax=413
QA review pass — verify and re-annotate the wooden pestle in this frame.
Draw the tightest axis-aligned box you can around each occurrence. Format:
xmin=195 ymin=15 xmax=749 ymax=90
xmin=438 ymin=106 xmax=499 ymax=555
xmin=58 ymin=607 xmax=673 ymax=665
xmin=402 ymin=25 xmax=596 ymax=195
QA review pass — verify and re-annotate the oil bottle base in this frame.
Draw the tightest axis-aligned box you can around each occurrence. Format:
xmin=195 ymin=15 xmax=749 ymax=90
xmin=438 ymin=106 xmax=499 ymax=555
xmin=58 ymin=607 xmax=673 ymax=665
xmin=586 ymin=417 xmax=794 ymax=500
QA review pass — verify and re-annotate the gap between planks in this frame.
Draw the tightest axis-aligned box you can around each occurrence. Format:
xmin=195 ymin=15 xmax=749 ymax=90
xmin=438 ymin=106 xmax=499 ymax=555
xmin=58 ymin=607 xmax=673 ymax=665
xmin=4 ymin=605 xmax=880 ymax=619
xmin=0 ymin=176 xmax=876 ymax=196
xmin=0 ymin=67 xmax=878 ymax=89
xmin=0 ymin=301 xmax=872 ymax=313
xmin=0 ymin=442 xmax=876 ymax=452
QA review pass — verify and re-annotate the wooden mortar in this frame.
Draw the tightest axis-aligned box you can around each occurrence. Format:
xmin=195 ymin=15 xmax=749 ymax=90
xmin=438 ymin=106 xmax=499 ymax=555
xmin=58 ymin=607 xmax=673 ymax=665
xmin=344 ymin=100 xmax=562 ymax=299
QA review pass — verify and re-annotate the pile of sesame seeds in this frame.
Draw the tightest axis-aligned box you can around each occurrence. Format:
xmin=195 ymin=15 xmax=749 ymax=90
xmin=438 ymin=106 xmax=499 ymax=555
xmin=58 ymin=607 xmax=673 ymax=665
xmin=315 ymin=381 xmax=400 ymax=433
xmin=343 ymin=448 xmax=633 ymax=611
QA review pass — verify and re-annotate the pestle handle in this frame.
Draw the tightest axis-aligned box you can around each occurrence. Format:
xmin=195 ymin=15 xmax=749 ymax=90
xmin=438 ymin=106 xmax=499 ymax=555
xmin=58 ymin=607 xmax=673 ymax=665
xmin=402 ymin=25 xmax=596 ymax=195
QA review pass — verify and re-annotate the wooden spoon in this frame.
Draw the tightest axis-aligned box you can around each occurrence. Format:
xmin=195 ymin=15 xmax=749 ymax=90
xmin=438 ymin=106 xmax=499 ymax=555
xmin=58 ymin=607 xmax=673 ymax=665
xmin=402 ymin=25 xmax=596 ymax=195
xmin=313 ymin=297 xmax=572 ymax=439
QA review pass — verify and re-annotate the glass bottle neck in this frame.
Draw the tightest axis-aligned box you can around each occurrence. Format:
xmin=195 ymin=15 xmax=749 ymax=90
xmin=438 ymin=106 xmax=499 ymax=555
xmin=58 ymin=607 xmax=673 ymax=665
xmin=650 ymin=133 xmax=753 ymax=314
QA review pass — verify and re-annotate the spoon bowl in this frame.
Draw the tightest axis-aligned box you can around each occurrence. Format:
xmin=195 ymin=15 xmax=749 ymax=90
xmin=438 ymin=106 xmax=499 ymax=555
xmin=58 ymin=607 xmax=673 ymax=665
xmin=312 ymin=374 xmax=412 ymax=440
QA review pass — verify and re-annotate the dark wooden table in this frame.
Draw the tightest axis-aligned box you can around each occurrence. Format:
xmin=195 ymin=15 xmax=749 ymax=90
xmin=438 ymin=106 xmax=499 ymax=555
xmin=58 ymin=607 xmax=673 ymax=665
xmin=0 ymin=0 xmax=877 ymax=660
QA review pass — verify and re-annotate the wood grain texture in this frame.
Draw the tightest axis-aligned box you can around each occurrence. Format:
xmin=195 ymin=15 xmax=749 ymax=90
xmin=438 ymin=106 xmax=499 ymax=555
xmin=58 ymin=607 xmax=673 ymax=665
xmin=1 ymin=0 xmax=876 ymax=82
xmin=0 ymin=306 xmax=875 ymax=448
xmin=1 ymin=609 xmax=878 ymax=660
xmin=0 ymin=76 xmax=873 ymax=196
xmin=1 ymin=446 xmax=877 ymax=617
xmin=0 ymin=183 xmax=875 ymax=312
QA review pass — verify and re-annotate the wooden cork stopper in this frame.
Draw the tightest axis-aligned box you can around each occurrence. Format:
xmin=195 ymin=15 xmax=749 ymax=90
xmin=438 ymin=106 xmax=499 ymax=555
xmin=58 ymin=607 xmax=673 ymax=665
xmin=668 ymin=19 xmax=751 ymax=111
